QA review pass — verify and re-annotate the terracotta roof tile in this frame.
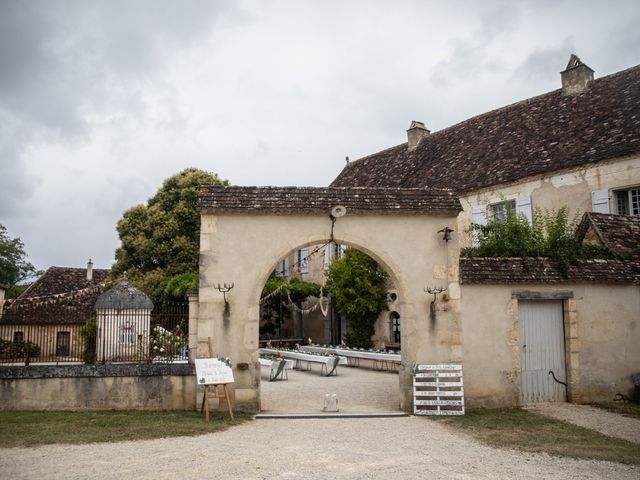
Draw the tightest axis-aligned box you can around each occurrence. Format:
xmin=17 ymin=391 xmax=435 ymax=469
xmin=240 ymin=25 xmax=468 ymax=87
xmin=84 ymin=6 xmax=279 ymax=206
xmin=584 ymin=213 xmax=640 ymax=259
xmin=198 ymin=186 xmax=461 ymax=215
xmin=2 ymin=266 xmax=110 ymax=325
xmin=19 ymin=267 xmax=109 ymax=298
xmin=460 ymin=257 xmax=640 ymax=285
xmin=331 ymin=64 xmax=640 ymax=193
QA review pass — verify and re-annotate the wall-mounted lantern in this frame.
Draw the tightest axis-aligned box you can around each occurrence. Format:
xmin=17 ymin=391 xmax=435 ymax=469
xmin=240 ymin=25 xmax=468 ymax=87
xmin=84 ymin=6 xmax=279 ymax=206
xmin=438 ymin=226 xmax=454 ymax=242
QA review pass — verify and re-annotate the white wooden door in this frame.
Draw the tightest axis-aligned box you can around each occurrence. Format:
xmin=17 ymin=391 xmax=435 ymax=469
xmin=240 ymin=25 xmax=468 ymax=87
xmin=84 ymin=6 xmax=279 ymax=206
xmin=519 ymin=300 xmax=567 ymax=403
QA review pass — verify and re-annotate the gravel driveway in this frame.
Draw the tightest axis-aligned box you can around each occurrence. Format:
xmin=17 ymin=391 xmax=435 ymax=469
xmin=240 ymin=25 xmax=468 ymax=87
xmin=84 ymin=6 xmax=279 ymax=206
xmin=2 ymin=366 xmax=638 ymax=479
xmin=2 ymin=416 xmax=638 ymax=480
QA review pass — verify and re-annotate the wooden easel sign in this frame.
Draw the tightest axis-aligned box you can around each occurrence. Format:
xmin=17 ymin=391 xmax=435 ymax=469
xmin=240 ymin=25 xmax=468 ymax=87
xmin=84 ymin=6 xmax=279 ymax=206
xmin=195 ymin=358 xmax=235 ymax=421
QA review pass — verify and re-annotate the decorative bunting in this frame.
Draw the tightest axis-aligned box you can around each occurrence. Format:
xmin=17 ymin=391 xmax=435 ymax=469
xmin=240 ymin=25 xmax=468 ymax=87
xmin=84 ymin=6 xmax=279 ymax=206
xmin=3 ymin=285 xmax=103 ymax=310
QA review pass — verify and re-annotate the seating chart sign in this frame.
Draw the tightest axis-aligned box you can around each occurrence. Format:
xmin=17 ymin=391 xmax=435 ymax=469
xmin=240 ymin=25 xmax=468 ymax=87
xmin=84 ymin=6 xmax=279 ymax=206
xmin=413 ymin=364 xmax=464 ymax=416
xmin=195 ymin=358 xmax=234 ymax=385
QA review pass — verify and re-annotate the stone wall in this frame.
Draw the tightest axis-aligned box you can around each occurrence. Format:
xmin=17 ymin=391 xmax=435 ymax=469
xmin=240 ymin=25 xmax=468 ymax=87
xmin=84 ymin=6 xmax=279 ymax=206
xmin=457 ymin=155 xmax=640 ymax=248
xmin=0 ymin=364 xmax=196 ymax=411
xmin=198 ymin=211 xmax=460 ymax=413
xmin=460 ymin=283 xmax=640 ymax=407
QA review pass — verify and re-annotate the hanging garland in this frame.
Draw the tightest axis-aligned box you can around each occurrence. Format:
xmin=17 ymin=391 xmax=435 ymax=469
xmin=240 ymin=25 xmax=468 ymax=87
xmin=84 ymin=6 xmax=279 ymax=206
xmin=4 ymin=285 xmax=103 ymax=310
xmin=319 ymin=285 xmax=330 ymax=317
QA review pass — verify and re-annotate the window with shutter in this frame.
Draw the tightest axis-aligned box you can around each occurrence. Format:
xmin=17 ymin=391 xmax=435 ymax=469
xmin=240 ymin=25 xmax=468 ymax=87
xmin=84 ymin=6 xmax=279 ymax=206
xmin=614 ymin=187 xmax=640 ymax=215
xmin=515 ymin=196 xmax=533 ymax=224
xmin=298 ymin=248 xmax=309 ymax=273
xmin=591 ymin=189 xmax=610 ymax=214
xmin=471 ymin=205 xmax=487 ymax=247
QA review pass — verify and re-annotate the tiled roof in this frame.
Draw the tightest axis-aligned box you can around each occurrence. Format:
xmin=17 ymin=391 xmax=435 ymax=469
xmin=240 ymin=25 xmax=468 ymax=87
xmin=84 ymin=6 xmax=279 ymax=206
xmin=460 ymin=257 xmax=639 ymax=285
xmin=95 ymin=279 xmax=153 ymax=310
xmin=19 ymin=267 xmax=109 ymax=298
xmin=331 ymin=64 xmax=640 ymax=194
xmin=198 ymin=186 xmax=461 ymax=215
xmin=583 ymin=213 xmax=640 ymax=259
xmin=2 ymin=266 xmax=110 ymax=325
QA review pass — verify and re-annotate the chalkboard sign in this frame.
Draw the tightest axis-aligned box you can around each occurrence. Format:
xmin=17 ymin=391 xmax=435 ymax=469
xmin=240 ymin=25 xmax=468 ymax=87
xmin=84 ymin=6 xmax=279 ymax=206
xmin=195 ymin=358 xmax=235 ymax=385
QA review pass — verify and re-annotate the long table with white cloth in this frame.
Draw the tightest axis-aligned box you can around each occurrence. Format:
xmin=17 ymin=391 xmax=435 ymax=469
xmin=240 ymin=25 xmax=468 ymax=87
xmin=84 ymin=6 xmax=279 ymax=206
xmin=259 ymin=348 xmax=347 ymax=376
xmin=301 ymin=345 xmax=401 ymax=370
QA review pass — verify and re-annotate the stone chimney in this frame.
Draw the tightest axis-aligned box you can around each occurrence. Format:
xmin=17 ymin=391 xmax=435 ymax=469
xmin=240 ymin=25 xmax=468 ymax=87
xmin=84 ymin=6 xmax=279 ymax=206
xmin=407 ymin=121 xmax=430 ymax=150
xmin=561 ymin=54 xmax=594 ymax=96
xmin=87 ymin=259 xmax=94 ymax=282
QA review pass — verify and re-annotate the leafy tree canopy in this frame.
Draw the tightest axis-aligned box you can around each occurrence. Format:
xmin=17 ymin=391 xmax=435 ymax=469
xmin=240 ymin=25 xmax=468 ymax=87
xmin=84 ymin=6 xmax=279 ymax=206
xmin=110 ymin=168 xmax=227 ymax=303
xmin=325 ymin=249 xmax=388 ymax=348
xmin=0 ymin=224 xmax=41 ymax=298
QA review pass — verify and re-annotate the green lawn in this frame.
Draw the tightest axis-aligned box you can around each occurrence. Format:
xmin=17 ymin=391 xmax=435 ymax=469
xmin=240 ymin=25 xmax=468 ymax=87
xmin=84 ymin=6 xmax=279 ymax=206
xmin=435 ymin=408 xmax=640 ymax=465
xmin=591 ymin=401 xmax=640 ymax=419
xmin=0 ymin=410 xmax=251 ymax=448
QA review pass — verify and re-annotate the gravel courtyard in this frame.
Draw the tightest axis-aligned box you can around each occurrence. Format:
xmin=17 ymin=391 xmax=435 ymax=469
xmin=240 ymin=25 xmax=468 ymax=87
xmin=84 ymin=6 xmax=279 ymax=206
xmin=2 ymin=366 xmax=638 ymax=479
xmin=260 ymin=360 xmax=401 ymax=413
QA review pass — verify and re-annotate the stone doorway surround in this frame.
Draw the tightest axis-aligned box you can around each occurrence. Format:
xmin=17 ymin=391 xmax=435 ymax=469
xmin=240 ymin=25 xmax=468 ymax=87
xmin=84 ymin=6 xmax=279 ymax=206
xmin=191 ymin=186 xmax=462 ymax=413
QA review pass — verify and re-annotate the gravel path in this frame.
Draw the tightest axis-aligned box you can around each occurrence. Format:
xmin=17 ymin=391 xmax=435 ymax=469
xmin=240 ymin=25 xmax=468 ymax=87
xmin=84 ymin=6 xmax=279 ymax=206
xmin=2 ymin=366 xmax=638 ymax=479
xmin=260 ymin=360 xmax=400 ymax=413
xmin=2 ymin=417 xmax=637 ymax=480
xmin=525 ymin=403 xmax=640 ymax=444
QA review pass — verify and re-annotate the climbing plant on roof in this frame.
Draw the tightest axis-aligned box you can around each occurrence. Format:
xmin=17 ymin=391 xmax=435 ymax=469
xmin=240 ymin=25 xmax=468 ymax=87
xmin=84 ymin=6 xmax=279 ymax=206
xmin=462 ymin=206 xmax=613 ymax=275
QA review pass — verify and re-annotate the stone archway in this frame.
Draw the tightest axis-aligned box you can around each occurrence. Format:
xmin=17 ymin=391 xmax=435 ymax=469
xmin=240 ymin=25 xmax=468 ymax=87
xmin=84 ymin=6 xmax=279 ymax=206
xmin=193 ymin=186 xmax=462 ymax=412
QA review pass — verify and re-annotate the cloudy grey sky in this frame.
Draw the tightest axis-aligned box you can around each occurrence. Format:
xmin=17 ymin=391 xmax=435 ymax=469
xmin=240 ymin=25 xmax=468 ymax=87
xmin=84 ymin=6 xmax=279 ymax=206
xmin=1 ymin=0 xmax=639 ymax=271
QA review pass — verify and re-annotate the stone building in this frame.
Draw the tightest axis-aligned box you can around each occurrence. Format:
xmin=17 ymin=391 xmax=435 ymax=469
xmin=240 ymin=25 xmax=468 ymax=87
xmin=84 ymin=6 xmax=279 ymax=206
xmin=0 ymin=262 xmax=109 ymax=362
xmin=194 ymin=56 xmax=640 ymax=411
xmin=327 ymin=55 xmax=640 ymax=406
xmin=331 ymin=56 xmax=640 ymax=244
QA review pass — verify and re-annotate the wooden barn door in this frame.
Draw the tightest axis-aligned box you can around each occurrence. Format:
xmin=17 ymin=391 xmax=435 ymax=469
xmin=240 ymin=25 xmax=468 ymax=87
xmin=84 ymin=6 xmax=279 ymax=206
xmin=519 ymin=300 xmax=566 ymax=403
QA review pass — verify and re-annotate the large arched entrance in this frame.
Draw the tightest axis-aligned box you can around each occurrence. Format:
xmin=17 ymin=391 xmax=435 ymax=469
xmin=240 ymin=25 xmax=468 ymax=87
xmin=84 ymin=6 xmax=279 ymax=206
xmin=193 ymin=186 xmax=462 ymax=412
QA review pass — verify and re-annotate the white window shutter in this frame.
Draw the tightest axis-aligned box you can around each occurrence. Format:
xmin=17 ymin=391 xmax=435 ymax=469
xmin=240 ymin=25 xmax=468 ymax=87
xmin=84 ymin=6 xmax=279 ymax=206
xmin=591 ymin=189 xmax=610 ymax=213
xmin=471 ymin=205 xmax=487 ymax=247
xmin=323 ymin=246 xmax=330 ymax=270
xmin=299 ymin=248 xmax=309 ymax=273
xmin=516 ymin=196 xmax=533 ymax=224
xmin=283 ymin=257 xmax=290 ymax=277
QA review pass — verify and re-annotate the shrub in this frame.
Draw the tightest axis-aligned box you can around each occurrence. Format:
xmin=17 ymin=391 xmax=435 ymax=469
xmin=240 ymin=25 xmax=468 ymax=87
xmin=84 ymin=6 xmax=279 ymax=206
xmin=80 ymin=317 xmax=98 ymax=364
xmin=463 ymin=206 xmax=614 ymax=275
xmin=150 ymin=322 xmax=188 ymax=359
xmin=0 ymin=339 xmax=40 ymax=359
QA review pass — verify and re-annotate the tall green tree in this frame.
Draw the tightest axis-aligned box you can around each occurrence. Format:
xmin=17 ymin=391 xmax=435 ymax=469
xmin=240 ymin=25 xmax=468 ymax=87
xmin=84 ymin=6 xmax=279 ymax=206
xmin=110 ymin=168 xmax=228 ymax=303
xmin=0 ymin=224 xmax=41 ymax=298
xmin=325 ymin=249 xmax=388 ymax=348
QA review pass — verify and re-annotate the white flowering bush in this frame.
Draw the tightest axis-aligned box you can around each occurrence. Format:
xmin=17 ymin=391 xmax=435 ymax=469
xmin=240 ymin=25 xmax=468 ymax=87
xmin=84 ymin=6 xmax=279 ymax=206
xmin=150 ymin=322 xmax=187 ymax=359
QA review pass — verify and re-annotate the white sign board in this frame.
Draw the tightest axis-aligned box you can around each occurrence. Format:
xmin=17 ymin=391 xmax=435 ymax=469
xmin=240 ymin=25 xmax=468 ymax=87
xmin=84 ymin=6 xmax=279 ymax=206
xmin=195 ymin=358 xmax=235 ymax=385
xmin=413 ymin=364 xmax=464 ymax=416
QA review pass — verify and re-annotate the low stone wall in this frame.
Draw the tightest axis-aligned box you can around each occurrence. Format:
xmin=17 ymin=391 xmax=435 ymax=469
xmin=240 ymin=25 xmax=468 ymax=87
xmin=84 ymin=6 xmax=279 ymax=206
xmin=0 ymin=364 xmax=196 ymax=411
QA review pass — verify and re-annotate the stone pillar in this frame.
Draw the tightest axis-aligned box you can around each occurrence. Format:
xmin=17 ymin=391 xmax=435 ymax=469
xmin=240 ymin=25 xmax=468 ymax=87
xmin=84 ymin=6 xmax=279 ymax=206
xmin=186 ymin=289 xmax=199 ymax=363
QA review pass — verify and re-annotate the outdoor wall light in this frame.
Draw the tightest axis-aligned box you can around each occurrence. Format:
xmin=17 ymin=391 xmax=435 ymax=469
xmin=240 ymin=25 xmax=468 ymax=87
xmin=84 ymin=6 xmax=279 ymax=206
xmin=216 ymin=283 xmax=234 ymax=304
xmin=424 ymin=286 xmax=447 ymax=325
xmin=438 ymin=226 xmax=454 ymax=242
